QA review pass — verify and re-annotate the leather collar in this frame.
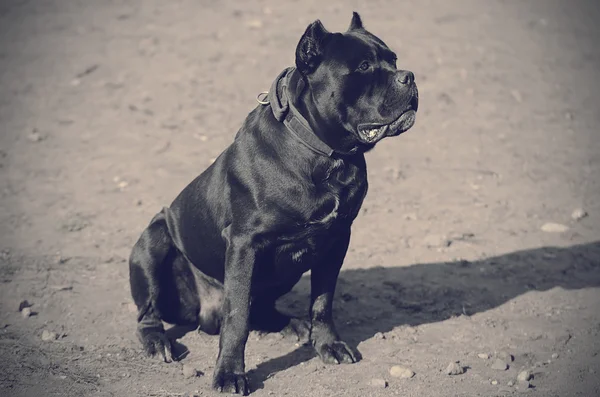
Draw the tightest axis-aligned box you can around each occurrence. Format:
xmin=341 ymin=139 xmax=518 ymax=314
xmin=262 ymin=67 xmax=334 ymax=157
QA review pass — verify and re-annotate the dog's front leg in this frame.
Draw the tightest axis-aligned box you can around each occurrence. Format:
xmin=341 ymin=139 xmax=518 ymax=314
xmin=309 ymin=232 xmax=358 ymax=365
xmin=212 ymin=233 xmax=254 ymax=396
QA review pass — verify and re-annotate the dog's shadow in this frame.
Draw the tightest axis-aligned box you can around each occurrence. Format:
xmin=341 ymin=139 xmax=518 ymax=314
xmin=246 ymin=241 xmax=600 ymax=391
xmin=165 ymin=241 xmax=600 ymax=391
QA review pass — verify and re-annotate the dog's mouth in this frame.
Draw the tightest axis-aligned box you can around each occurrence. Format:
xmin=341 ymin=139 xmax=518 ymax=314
xmin=357 ymin=92 xmax=418 ymax=144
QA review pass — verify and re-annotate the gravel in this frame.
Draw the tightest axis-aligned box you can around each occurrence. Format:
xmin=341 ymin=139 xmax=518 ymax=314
xmin=446 ymin=361 xmax=464 ymax=375
xmin=571 ymin=208 xmax=588 ymax=221
xmin=369 ymin=378 xmax=388 ymax=388
xmin=491 ymin=359 xmax=509 ymax=370
xmin=182 ymin=364 xmax=199 ymax=378
xmin=389 ymin=365 xmax=415 ymax=378
xmin=517 ymin=370 xmax=533 ymax=382
xmin=540 ymin=222 xmax=569 ymax=233
xmin=21 ymin=307 xmax=32 ymax=318
xmin=41 ymin=330 xmax=58 ymax=341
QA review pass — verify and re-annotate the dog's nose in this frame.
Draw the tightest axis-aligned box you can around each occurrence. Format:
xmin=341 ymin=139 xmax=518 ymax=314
xmin=396 ymin=70 xmax=414 ymax=85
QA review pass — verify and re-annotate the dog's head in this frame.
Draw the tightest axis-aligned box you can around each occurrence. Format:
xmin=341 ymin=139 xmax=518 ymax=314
xmin=295 ymin=12 xmax=418 ymax=151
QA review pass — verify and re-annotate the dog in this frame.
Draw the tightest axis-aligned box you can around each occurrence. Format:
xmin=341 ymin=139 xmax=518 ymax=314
xmin=129 ymin=12 xmax=418 ymax=395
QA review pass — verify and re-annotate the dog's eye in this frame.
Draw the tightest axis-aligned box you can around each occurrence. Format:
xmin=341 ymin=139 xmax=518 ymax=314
xmin=357 ymin=61 xmax=370 ymax=72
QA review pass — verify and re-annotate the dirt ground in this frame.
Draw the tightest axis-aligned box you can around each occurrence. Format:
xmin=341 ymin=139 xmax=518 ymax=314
xmin=1 ymin=0 xmax=599 ymax=396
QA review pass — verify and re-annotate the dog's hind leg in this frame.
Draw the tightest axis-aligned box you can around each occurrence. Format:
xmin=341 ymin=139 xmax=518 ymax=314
xmin=129 ymin=209 xmax=200 ymax=362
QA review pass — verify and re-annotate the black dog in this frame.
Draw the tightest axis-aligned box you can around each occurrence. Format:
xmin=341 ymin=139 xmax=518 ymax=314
xmin=129 ymin=12 xmax=418 ymax=395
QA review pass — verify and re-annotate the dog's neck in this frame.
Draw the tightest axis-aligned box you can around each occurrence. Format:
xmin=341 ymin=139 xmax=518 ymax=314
xmin=289 ymin=70 xmax=365 ymax=157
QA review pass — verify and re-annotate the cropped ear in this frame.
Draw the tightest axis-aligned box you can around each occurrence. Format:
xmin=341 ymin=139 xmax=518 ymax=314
xmin=348 ymin=11 xmax=363 ymax=31
xmin=295 ymin=20 xmax=329 ymax=75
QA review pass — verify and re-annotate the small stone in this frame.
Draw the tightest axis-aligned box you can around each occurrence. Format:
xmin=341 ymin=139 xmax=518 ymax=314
xmin=182 ymin=364 xmax=199 ymax=378
xmin=369 ymin=378 xmax=388 ymax=388
xmin=541 ymin=222 xmax=569 ymax=233
xmin=404 ymin=212 xmax=418 ymax=221
xmin=551 ymin=353 xmax=559 ymax=359
xmin=18 ymin=300 xmax=31 ymax=312
xmin=516 ymin=380 xmax=531 ymax=392
xmin=497 ymin=351 xmax=514 ymax=362
xmin=423 ymin=234 xmax=451 ymax=248
xmin=477 ymin=353 xmax=490 ymax=359
xmin=492 ymin=358 xmax=509 ymax=370
xmin=508 ymin=380 xmax=515 ymax=387
xmin=41 ymin=330 xmax=58 ymax=341
xmin=153 ymin=141 xmax=171 ymax=154
xmin=571 ymin=208 xmax=588 ymax=221
xmin=491 ymin=380 xmax=498 ymax=385
xmin=27 ymin=130 xmax=45 ymax=142
xmin=374 ymin=332 xmax=385 ymax=340
xmin=21 ymin=307 xmax=32 ymax=318
xmin=446 ymin=361 xmax=464 ymax=375
xmin=246 ymin=19 xmax=263 ymax=29
xmin=389 ymin=365 xmax=415 ymax=378
xmin=517 ymin=370 xmax=533 ymax=382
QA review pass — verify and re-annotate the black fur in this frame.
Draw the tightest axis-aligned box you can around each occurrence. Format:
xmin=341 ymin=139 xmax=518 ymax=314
xmin=129 ymin=12 xmax=418 ymax=395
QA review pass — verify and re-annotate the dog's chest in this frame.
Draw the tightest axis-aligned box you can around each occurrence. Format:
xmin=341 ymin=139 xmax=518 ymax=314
xmin=307 ymin=158 xmax=366 ymax=227
xmin=276 ymin=157 xmax=367 ymax=253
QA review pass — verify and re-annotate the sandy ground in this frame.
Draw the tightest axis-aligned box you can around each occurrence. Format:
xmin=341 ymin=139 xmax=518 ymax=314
xmin=1 ymin=0 xmax=600 ymax=396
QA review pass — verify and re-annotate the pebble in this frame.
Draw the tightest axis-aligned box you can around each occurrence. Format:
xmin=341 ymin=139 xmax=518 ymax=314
xmin=497 ymin=351 xmax=514 ymax=362
xmin=507 ymin=380 xmax=515 ymax=387
xmin=41 ymin=330 xmax=58 ymax=341
xmin=516 ymin=380 xmax=531 ymax=393
xmin=182 ymin=364 xmax=199 ymax=378
xmin=374 ymin=332 xmax=385 ymax=340
xmin=369 ymin=378 xmax=388 ymax=388
xmin=403 ymin=212 xmax=418 ymax=221
xmin=246 ymin=19 xmax=263 ymax=29
xmin=491 ymin=379 xmax=498 ymax=385
xmin=491 ymin=358 xmax=509 ymax=370
xmin=27 ymin=130 xmax=45 ymax=142
xmin=446 ymin=361 xmax=464 ymax=375
xmin=423 ymin=234 xmax=451 ymax=248
xmin=551 ymin=353 xmax=559 ymax=359
xmin=477 ymin=353 xmax=490 ymax=359
xmin=571 ymin=208 xmax=588 ymax=221
xmin=389 ymin=365 xmax=415 ymax=378
xmin=517 ymin=370 xmax=532 ymax=382
xmin=21 ymin=307 xmax=32 ymax=318
xmin=540 ymin=222 xmax=569 ymax=233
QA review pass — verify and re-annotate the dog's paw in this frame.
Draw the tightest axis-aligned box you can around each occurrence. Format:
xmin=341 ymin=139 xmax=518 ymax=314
xmin=315 ymin=340 xmax=358 ymax=365
xmin=213 ymin=369 xmax=249 ymax=395
xmin=137 ymin=328 xmax=174 ymax=363
xmin=280 ymin=318 xmax=310 ymax=342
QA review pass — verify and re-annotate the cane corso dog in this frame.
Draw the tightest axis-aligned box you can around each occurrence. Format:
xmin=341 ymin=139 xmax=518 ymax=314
xmin=129 ymin=12 xmax=418 ymax=395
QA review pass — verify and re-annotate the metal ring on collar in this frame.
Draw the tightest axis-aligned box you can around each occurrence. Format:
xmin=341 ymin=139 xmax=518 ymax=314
xmin=256 ymin=91 xmax=269 ymax=105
